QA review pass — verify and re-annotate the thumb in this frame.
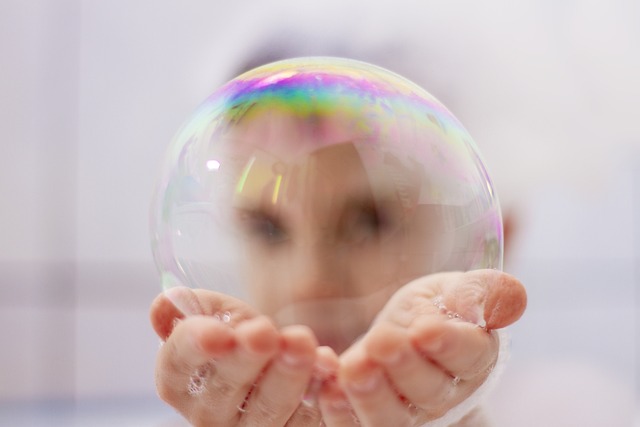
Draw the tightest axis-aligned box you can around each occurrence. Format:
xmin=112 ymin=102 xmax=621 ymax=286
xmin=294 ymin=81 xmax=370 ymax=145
xmin=443 ymin=269 xmax=527 ymax=330
xmin=481 ymin=270 xmax=527 ymax=329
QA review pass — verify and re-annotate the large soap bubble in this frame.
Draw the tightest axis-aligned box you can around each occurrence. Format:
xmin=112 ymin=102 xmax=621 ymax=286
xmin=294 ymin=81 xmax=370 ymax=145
xmin=150 ymin=57 xmax=502 ymax=351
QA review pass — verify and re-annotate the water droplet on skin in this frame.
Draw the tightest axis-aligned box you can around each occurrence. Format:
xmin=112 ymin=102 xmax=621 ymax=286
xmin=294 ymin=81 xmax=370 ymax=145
xmin=187 ymin=362 xmax=214 ymax=396
xmin=213 ymin=311 xmax=232 ymax=323
xmin=433 ymin=298 xmax=485 ymax=326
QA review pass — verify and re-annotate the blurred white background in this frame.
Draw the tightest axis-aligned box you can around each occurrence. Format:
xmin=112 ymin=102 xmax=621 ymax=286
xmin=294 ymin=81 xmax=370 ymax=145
xmin=0 ymin=0 xmax=638 ymax=425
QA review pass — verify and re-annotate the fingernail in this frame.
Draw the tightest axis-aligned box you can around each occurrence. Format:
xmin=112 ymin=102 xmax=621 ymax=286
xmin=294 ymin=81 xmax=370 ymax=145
xmin=314 ymin=353 xmax=338 ymax=378
xmin=164 ymin=286 xmax=202 ymax=316
xmin=348 ymin=368 xmax=382 ymax=393
xmin=380 ymin=349 xmax=403 ymax=365
xmin=279 ymin=350 xmax=307 ymax=368
xmin=421 ymin=336 xmax=443 ymax=354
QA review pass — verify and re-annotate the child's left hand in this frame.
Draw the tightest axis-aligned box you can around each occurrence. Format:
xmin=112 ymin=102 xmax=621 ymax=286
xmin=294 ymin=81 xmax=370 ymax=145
xmin=317 ymin=269 xmax=527 ymax=426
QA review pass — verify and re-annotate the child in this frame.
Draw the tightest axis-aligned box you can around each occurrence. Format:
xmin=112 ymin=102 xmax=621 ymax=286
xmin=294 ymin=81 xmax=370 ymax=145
xmin=149 ymin=57 xmax=527 ymax=426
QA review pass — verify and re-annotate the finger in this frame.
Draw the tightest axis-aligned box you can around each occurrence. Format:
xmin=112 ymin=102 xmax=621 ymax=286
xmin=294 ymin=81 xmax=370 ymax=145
xmin=241 ymin=325 xmax=317 ymax=426
xmin=339 ymin=345 xmax=414 ymax=427
xmin=363 ymin=322 xmax=461 ymax=420
xmin=364 ymin=322 xmax=491 ymax=421
xmin=318 ymin=377 xmax=359 ymax=427
xmin=150 ymin=289 xmax=188 ymax=340
xmin=441 ymin=270 xmax=527 ymax=330
xmin=315 ymin=346 xmax=358 ymax=426
xmin=163 ymin=286 xmax=206 ymax=316
xmin=479 ymin=270 xmax=527 ymax=329
xmin=204 ymin=315 xmax=280 ymax=423
xmin=156 ymin=315 xmax=279 ymax=426
xmin=270 ymin=346 xmax=345 ymax=427
xmin=315 ymin=345 xmax=341 ymax=381
xmin=408 ymin=316 xmax=498 ymax=381
xmin=308 ymin=346 xmax=341 ymax=407
xmin=150 ymin=287 xmax=259 ymax=338
xmin=155 ymin=315 xmax=235 ymax=409
xmin=283 ymin=404 xmax=323 ymax=427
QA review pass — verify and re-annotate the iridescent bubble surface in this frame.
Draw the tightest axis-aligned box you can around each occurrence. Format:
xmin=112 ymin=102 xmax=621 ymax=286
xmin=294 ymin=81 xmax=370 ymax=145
xmin=150 ymin=57 xmax=502 ymax=351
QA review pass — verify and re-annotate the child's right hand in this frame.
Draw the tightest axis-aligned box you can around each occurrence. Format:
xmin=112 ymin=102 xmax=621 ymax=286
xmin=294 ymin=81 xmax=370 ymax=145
xmin=150 ymin=288 xmax=332 ymax=426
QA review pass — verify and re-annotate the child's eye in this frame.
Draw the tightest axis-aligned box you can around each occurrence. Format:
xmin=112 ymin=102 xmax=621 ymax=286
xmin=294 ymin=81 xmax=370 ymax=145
xmin=342 ymin=205 xmax=389 ymax=243
xmin=254 ymin=217 xmax=288 ymax=243
xmin=237 ymin=211 xmax=289 ymax=244
xmin=356 ymin=209 xmax=385 ymax=232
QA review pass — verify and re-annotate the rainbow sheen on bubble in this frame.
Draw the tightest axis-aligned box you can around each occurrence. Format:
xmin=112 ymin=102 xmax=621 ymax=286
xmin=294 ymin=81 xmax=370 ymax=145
xmin=150 ymin=57 xmax=502 ymax=348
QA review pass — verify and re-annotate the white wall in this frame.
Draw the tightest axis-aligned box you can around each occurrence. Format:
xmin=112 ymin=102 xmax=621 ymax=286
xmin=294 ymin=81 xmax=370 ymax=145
xmin=0 ymin=1 xmax=638 ymax=425
xmin=0 ymin=0 xmax=80 ymax=400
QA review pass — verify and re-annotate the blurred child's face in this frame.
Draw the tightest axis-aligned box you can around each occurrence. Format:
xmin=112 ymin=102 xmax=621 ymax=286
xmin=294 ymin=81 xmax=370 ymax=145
xmin=230 ymin=110 xmax=443 ymax=352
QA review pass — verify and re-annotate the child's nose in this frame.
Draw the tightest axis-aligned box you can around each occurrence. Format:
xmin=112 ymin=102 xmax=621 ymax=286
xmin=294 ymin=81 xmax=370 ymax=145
xmin=289 ymin=241 xmax=349 ymax=302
